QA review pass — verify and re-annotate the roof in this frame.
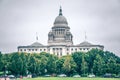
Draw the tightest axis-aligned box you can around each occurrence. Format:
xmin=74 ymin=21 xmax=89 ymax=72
xmin=18 ymin=42 xmax=45 ymax=48
xmin=79 ymin=41 xmax=92 ymax=46
xmin=76 ymin=41 xmax=104 ymax=48
xmin=30 ymin=42 xmax=43 ymax=47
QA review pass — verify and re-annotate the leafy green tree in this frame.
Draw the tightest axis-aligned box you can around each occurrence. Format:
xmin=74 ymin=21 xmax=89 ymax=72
xmin=34 ymin=59 xmax=41 ymax=76
xmin=46 ymin=54 xmax=58 ymax=74
xmin=102 ymin=51 xmax=120 ymax=75
xmin=0 ymin=52 xmax=3 ymax=71
xmin=19 ymin=53 xmax=28 ymax=75
xmin=9 ymin=53 xmax=22 ymax=75
xmin=105 ymin=57 xmax=118 ymax=74
xmin=55 ymin=57 xmax=65 ymax=74
xmin=72 ymin=52 xmax=83 ymax=74
xmin=9 ymin=52 xmax=28 ymax=76
xmin=39 ymin=55 xmax=48 ymax=75
xmin=86 ymin=49 xmax=103 ymax=73
xmin=93 ymin=54 xmax=105 ymax=76
xmin=28 ymin=54 xmax=37 ymax=75
xmin=62 ymin=56 xmax=77 ymax=76
xmin=81 ymin=54 xmax=88 ymax=76
xmin=1 ymin=53 xmax=11 ymax=75
xmin=0 ymin=50 xmax=119 ymax=77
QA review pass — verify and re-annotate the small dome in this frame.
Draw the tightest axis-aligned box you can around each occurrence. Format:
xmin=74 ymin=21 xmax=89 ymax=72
xmin=78 ymin=41 xmax=92 ymax=46
xmin=54 ymin=15 xmax=68 ymax=25
xmin=30 ymin=42 xmax=43 ymax=46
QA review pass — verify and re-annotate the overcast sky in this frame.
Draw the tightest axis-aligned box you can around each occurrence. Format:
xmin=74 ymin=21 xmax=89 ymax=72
xmin=0 ymin=0 xmax=120 ymax=56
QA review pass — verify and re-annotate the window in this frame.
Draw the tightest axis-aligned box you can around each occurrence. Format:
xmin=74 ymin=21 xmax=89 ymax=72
xmin=83 ymin=48 xmax=85 ymax=50
xmin=67 ymin=48 xmax=69 ymax=51
xmin=32 ymin=49 xmax=34 ymax=51
xmin=40 ymin=49 xmax=42 ymax=51
xmin=20 ymin=49 xmax=22 ymax=51
xmin=29 ymin=49 xmax=31 ymax=51
xmin=75 ymin=48 xmax=77 ymax=51
xmin=79 ymin=48 xmax=82 ymax=50
xmin=24 ymin=49 xmax=26 ymax=51
xmin=53 ymin=48 xmax=55 ymax=51
xmin=60 ymin=48 xmax=62 ymax=50
xmin=71 ymin=48 xmax=73 ymax=51
xmin=44 ymin=49 xmax=46 ymax=51
xmin=35 ymin=49 xmax=37 ymax=51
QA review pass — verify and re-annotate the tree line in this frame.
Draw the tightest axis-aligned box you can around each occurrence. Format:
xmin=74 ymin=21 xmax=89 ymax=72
xmin=0 ymin=49 xmax=120 ymax=77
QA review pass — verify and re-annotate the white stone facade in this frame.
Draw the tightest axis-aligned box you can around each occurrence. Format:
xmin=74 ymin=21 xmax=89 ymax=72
xmin=18 ymin=7 xmax=104 ymax=57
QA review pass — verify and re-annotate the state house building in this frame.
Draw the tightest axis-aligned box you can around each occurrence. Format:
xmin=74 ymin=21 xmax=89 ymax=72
xmin=18 ymin=7 xmax=104 ymax=57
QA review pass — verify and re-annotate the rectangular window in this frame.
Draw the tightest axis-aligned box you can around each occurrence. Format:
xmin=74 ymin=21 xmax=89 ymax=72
xmin=32 ymin=49 xmax=34 ymax=51
xmin=35 ymin=49 xmax=37 ymax=51
xmin=44 ymin=49 xmax=46 ymax=51
xmin=79 ymin=48 xmax=82 ymax=50
xmin=40 ymin=49 xmax=42 ymax=51
xmin=67 ymin=48 xmax=69 ymax=51
xmin=75 ymin=48 xmax=77 ymax=51
xmin=20 ymin=49 xmax=22 ymax=51
xmin=29 ymin=49 xmax=31 ymax=51
xmin=53 ymin=48 xmax=55 ymax=51
xmin=60 ymin=48 xmax=62 ymax=50
xmin=24 ymin=49 xmax=26 ymax=51
xmin=71 ymin=48 xmax=73 ymax=51
xmin=87 ymin=48 xmax=89 ymax=50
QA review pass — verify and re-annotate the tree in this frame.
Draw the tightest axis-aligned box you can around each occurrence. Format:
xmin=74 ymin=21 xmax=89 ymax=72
xmin=19 ymin=53 xmax=28 ymax=75
xmin=9 ymin=52 xmax=28 ymax=76
xmin=81 ymin=54 xmax=88 ymax=76
xmin=55 ymin=57 xmax=65 ymax=74
xmin=1 ymin=53 xmax=11 ymax=75
xmin=86 ymin=49 xmax=104 ymax=74
xmin=0 ymin=50 xmax=119 ymax=77
xmin=106 ymin=57 xmax=117 ymax=74
xmin=39 ymin=55 xmax=48 ymax=75
xmin=9 ymin=53 xmax=22 ymax=75
xmin=0 ymin=52 xmax=3 ymax=71
xmin=62 ymin=56 xmax=77 ymax=76
xmin=28 ymin=54 xmax=37 ymax=75
xmin=46 ymin=54 xmax=58 ymax=74
xmin=93 ymin=54 xmax=105 ymax=76
xmin=72 ymin=52 xmax=83 ymax=74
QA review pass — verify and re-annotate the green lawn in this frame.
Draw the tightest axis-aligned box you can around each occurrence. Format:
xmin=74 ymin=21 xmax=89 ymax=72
xmin=20 ymin=77 xmax=120 ymax=80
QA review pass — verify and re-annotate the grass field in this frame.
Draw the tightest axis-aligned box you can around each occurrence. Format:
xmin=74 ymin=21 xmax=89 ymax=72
xmin=20 ymin=77 xmax=120 ymax=80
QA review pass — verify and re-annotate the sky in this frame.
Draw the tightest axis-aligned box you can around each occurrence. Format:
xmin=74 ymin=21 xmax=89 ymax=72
xmin=0 ymin=0 xmax=120 ymax=56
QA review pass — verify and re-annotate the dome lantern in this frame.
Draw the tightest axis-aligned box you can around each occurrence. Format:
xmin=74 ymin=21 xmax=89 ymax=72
xmin=59 ymin=6 xmax=62 ymax=16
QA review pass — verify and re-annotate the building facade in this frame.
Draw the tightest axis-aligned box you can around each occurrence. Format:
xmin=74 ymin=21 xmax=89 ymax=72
xmin=18 ymin=7 xmax=104 ymax=57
